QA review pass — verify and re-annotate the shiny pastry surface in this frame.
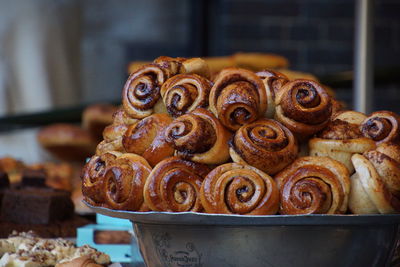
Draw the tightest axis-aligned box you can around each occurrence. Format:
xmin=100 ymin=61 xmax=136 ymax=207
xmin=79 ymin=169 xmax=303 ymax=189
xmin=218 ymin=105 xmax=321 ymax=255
xmin=165 ymin=108 xmax=231 ymax=164
xmin=275 ymin=156 xmax=350 ymax=215
xmin=200 ymin=163 xmax=279 ymax=215
xmin=230 ymin=118 xmax=298 ymax=175
xmin=209 ymin=67 xmax=267 ymax=131
xmin=144 ymin=157 xmax=210 ymax=212
xmin=161 ymin=74 xmax=212 ymax=117
xmin=275 ymin=79 xmax=332 ymax=139
xmin=361 ymin=110 xmax=400 ymax=145
xmin=122 ymin=113 xmax=174 ymax=167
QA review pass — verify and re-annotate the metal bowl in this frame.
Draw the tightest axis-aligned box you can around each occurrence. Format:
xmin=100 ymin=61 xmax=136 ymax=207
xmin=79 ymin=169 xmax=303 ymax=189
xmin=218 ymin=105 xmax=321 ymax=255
xmin=87 ymin=203 xmax=400 ymax=267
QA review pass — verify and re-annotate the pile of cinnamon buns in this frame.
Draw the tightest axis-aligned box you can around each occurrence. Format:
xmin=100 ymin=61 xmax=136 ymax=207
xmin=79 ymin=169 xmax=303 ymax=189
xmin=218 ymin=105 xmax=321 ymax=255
xmin=82 ymin=56 xmax=400 ymax=215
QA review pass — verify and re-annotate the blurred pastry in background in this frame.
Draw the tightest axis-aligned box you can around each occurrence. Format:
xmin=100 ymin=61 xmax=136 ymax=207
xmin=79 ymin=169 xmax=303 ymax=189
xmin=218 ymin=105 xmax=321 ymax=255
xmin=0 ymin=157 xmax=25 ymax=184
xmin=82 ymin=104 xmax=119 ymax=142
xmin=232 ymin=52 xmax=289 ymax=71
xmin=37 ymin=123 xmax=97 ymax=162
xmin=28 ymin=162 xmax=74 ymax=191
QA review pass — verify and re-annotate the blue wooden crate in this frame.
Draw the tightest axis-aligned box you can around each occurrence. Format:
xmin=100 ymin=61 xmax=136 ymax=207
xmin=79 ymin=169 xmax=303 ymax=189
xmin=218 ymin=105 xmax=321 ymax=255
xmin=77 ymin=224 xmax=143 ymax=264
xmin=96 ymin=214 xmax=132 ymax=226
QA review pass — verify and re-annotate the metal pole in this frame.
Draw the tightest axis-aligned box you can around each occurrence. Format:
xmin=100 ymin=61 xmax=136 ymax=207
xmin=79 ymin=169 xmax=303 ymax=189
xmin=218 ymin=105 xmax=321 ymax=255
xmin=354 ymin=0 xmax=374 ymax=113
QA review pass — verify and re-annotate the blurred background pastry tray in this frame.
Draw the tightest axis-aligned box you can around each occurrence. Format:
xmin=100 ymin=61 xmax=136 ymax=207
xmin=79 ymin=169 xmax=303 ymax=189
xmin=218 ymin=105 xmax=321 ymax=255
xmin=87 ymin=203 xmax=400 ymax=267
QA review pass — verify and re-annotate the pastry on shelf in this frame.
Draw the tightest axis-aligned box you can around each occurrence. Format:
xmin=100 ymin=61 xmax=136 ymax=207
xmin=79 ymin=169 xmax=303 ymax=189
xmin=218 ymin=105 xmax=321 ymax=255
xmin=37 ymin=123 xmax=97 ymax=161
xmin=349 ymin=143 xmax=400 ymax=214
xmin=309 ymin=110 xmax=376 ymax=173
xmin=0 ymin=157 xmax=25 ymax=184
xmin=200 ymin=163 xmax=279 ymax=215
xmin=275 ymin=156 xmax=350 ymax=215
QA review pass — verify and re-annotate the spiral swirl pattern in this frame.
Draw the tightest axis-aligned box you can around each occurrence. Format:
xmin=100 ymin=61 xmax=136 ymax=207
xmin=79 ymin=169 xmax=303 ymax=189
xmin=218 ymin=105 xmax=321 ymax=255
xmin=122 ymin=64 xmax=166 ymax=119
xmin=161 ymin=74 xmax=212 ymax=117
xmin=275 ymin=79 xmax=332 ymax=139
xmin=165 ymin=108 xmax=231 ymax=164
xmin=361 ymin=111 xmax=400 ymax=145
xmin=230 ymin=118 xmax=298 ymax=175
xmin=122 ymin=113 xmax=174 ymax=167
xmin=200 ymin=163 xmax=279 ymax=215
xmin=144 ymin=157 xmax=210 ymax=212
xmin=275 ymin=156 xmax=350 ymax=215
xmin=81 ymin=151 xmax=122 ymax=205
xmin=209 ymin=68 xmax=267 ymax=131
xmin=102 ymin=153 xmax=151 ymax=211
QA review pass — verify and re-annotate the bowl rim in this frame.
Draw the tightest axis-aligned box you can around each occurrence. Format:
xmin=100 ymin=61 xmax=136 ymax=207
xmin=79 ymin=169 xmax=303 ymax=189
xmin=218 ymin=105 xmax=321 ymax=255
xmin=85 ymin=202 xmax=400 ymax=226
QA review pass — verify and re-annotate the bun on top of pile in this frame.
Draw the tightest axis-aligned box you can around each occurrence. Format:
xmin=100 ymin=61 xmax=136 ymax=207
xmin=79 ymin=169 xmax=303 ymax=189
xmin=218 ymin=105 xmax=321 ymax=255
xmin=82 ymin=56 xmax=400 ymax=215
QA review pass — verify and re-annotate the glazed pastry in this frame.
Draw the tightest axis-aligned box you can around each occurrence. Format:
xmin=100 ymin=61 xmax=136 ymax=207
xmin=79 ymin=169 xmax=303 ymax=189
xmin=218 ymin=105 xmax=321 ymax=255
xmin=274 ymin=79 xmax=332 ymax=140
xmin=81 ymin=151 xmax=122 ymax=205
xmin=95 ymin=139 xmax=124 ymax=155
xmin=232 ymin=52 xmax=289 ymax=71
xmin=230 ymin=118 xmax=298 ymax=175
xmin=154 ymin=56 xmax=210 ymax=78
xmin=37 ymin=124 xmax=97 ymax=161
xmin=349 ymin=143 xmax=400 ymax=214
xmin=102 ymin=109 xmax=138 ymax=142
xmin=165 ymin=108 xmax=231 ymax=164
xmin=144 ymin=157 xmax=210 ymax=212
xmin=102 ymin=153 xmax=151 ymax=211
xmin=122 ymin=63 xmax=167 ymax=119
xmin=256 ymin=69 xmax=288 ymax=118
xmin=361 ymin=110 xmax=400 ymax=145
xmin=275 ymin=156 xmax=350 ymax=215
xmin=209 ymin=68 xmax=267 ymax=131
xmin=160 ymin=74 xmax=213 ymax=117
xmin=101 ymin=109 xmax=138 ymax=155
xmin=82 ymin=104 xmax=118 ymax=142
xmin=122 ymin=113 xmax=174 ymax=166
xmin=200 ymin=163 xmax=279 ymax=215
xmin=309 ymin=111 xmax=376 ymax=173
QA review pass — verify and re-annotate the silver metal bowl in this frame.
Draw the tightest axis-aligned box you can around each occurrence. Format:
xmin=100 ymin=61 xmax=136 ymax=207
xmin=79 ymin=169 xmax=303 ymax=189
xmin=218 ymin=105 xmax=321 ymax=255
xmin=87 ymin=203 xmax=400 ymax=267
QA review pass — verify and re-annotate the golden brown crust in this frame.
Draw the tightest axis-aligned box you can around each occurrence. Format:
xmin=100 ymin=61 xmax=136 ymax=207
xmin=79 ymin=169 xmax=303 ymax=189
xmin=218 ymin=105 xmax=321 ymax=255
xmin=165 ymin=108 xmax=231 ymax=164
xmin=256 ymin=69 xmax=288 ymax=117
xmin=274 ymin=79 xmax=332 ymax=139
xmin=209 ymin=67 xmax=267 ymax=131
xmin=122 ymin=113 xmax=174 ymax=167
xmin=122 ymin=64 xmax=166 ymax=119
xmin=160 ymin=74 xmax=213 ymax=117
xmin=143 ymin=157 xmax=210 ymax=212
xmin=275 ymin=156 xmax=350 ymax=215
xmin=95 ymin=139 xmax=125 ymax=155
xmin=37 ymin=123 xmax=97 ymax=161
xmin=81 ymin=151 xmax=122 ymax=205
xmin=229 ymin=118 xmax=298 ymax=175
xmin=102 ymin=153 xmax=151 ymax=211
xmin=318 ymin=120 xmax=363 ymax=140
xmin=200 ymin=163 xmax=279 ymax=215
xmin=361 ymin=110 xmax=400 ymax=145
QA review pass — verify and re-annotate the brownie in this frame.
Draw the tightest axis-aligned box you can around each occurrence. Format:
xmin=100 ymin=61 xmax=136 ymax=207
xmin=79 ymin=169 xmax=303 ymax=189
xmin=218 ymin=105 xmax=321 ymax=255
xmin=0 ymin=171 xmax=10 ymax=208
xmin=1 ymin=188 xmax=74 ymax=224
xmin=21 ymin=168 xmax=47 ymax=187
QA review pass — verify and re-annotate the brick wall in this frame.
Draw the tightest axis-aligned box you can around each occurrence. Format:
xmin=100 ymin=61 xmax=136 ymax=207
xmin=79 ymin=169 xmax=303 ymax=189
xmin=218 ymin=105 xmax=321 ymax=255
xmin=81 ymin=0 xmax=400 ymax=111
